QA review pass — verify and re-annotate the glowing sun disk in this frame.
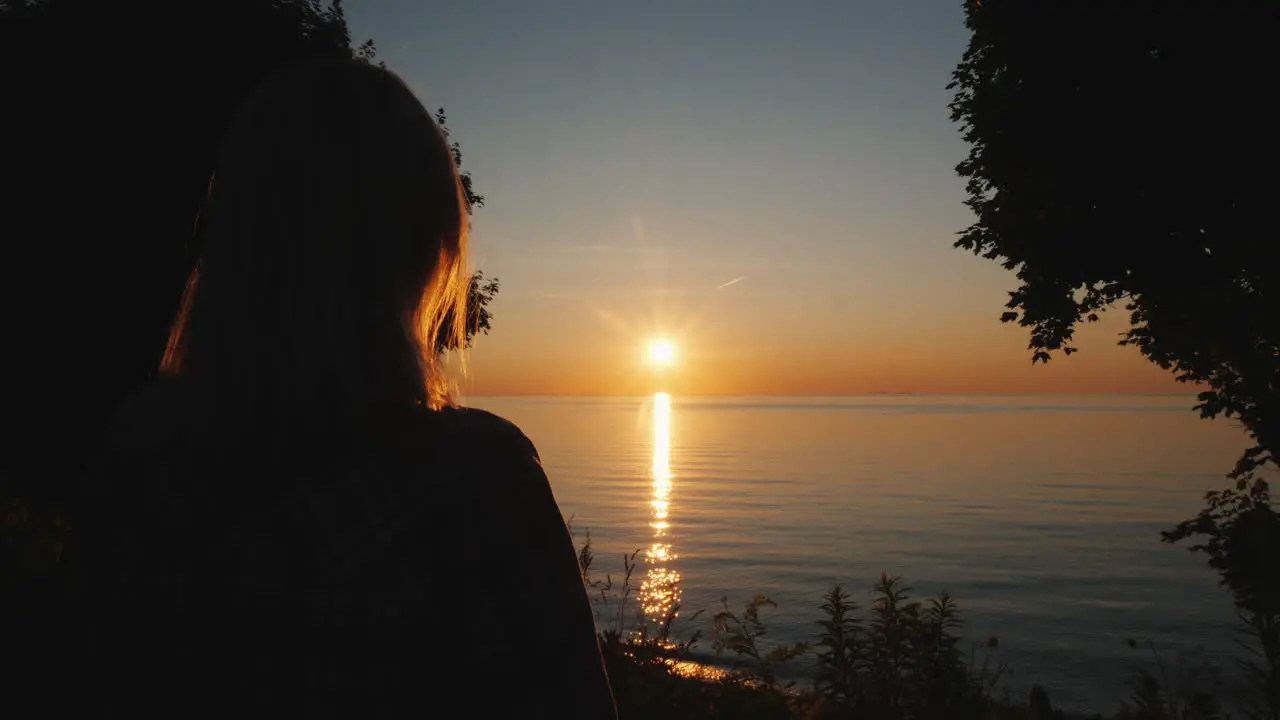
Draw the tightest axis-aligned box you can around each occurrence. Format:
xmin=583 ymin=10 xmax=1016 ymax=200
xmin=648 ymin=340 xmax=676 ymax=366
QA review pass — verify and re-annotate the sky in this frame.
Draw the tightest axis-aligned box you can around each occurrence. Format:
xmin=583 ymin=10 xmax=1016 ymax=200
xmin=345 ymin=0 xmax=1181 ymax=397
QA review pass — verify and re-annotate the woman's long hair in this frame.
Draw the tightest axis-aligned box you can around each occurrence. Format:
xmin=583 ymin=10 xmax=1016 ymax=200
xmin=160 ymin=58 xmax=468 ymax=426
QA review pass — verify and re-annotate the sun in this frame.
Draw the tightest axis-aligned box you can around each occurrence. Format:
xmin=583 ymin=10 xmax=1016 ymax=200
xmin=648 ymin=339 xmax=676 ymax=366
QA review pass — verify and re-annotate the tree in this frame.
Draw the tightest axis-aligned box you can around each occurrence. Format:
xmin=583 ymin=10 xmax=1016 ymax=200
xmin=1163 ymin=481 xmax=1279 ymax=719
xmin=948 ymin=1 xmax=1276 ymax=482
xmin=434 ymin=106 xmax=500 ymax=353
xmin=948 ymin=3 xmax=1277 ymax=714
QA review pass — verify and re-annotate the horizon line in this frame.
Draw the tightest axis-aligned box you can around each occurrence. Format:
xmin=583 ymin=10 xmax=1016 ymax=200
xmin=459 ymin=391 xmax=1200 ymax=398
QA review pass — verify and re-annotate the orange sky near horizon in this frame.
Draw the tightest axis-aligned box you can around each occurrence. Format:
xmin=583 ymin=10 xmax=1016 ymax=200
xmin=458 ymin=309 xmax=1185 ymax=398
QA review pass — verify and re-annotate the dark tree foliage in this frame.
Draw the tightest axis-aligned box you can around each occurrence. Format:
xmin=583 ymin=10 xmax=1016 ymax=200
xmin=947 ymin=1 xmax=1278 ymax=482
xmin=433 ymin=107 xmax=499 ymax=353
xmin=1163 ymin=481 xmax=1279 ymax=719
xmin=949 ymin=4 xmax=1278 ymax=714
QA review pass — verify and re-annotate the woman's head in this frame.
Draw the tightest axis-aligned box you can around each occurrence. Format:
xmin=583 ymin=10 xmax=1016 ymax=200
xmin=163 ymin=58 xmax=468 ymax=416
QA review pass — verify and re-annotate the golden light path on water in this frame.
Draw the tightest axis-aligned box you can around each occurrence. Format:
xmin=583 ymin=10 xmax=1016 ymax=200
xmin=641 ymin=391 xmax=682 ymax=620
xmin=639 ymin=392 xmax=723 ymax=681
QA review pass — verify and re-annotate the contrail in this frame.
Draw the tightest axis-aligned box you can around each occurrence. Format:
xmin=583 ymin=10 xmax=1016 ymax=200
xmin=716 ymin=276 xmax=746 ymax=290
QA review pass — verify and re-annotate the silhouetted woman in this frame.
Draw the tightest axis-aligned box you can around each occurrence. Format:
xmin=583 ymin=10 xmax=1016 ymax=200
xmin=78 ymin=58 xmax=616 ymax=718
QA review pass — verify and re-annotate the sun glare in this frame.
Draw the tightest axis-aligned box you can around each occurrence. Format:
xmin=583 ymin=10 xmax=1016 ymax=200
xmin=648 ymin=340 xmax=676 ymax=366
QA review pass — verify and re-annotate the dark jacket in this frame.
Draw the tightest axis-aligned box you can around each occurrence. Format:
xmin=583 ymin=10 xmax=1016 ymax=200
xmin=76 ymin=380 xmax=616 ymax=718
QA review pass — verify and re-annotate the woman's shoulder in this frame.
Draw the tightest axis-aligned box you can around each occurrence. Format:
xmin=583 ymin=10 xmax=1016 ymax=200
xmin=97 ymin=377 xmax=208 ymax=449
xmin=433 ymin=406 xmax=541 ymax=461
xmin=96 ymin=387 xmax=544 ymax=475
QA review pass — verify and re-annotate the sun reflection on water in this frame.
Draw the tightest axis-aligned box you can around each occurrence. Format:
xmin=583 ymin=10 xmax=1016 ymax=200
xmin=641 ymin=391 xmax=682 ymax=620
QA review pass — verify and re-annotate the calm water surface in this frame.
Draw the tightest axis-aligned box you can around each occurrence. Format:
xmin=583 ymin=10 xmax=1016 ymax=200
xmin=469 ymin=394 xmax=1253 ymax=713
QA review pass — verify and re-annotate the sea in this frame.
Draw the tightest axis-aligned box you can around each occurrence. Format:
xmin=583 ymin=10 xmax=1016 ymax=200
xmin=468 ymin=394 xmax=1257 ymax=714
